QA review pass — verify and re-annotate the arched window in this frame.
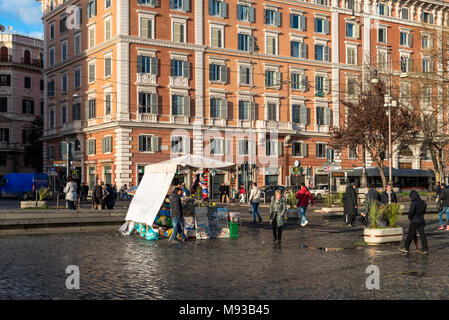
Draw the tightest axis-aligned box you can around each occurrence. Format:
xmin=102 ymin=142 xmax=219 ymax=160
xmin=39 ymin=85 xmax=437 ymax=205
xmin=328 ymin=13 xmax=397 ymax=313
xmin=23 ymin=50 xmax=31 ymax=65
xmin=399 ymin=146 xmax=413 ymax=157
xmin=0 ymin=47 xmax=8 ymax=62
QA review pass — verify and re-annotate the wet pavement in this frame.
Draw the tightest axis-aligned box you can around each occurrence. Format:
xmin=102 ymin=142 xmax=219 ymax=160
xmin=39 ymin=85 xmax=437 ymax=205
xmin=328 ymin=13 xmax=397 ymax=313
xmin=1 ymin=207 xmax=449 ymax=300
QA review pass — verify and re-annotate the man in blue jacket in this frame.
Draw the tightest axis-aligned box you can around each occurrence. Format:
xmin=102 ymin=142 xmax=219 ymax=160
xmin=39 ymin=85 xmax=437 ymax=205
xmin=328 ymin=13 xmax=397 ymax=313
xmin=400 ymin=190 xmax=428 ymax=254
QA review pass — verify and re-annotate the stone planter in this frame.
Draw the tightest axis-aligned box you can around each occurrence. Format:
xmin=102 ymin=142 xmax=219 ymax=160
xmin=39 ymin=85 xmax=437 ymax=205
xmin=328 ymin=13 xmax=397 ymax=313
xmin=364 ymin=227 xmax=403 ymax=245
xmin=20 ymin=201 xmax=49 ymax=209
xmin=286 ymin=208 xmax=299 ymax=219
xmin=321 ymin=207 xmax=344 ymax=219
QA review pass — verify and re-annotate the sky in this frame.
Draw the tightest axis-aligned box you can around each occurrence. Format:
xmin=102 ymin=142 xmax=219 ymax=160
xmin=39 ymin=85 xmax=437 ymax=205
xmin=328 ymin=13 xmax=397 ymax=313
xmin=0 ymin=0 xmax=44 ymax=39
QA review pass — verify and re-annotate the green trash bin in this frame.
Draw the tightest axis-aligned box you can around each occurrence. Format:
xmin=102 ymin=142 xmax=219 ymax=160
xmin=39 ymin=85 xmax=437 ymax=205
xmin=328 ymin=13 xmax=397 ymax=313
xmin=229 ymin=222 xmax=239 ymax=238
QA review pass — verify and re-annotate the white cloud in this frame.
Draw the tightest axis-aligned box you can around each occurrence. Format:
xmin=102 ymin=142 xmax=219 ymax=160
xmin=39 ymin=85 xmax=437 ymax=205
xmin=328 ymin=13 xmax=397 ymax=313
xmin=0 ymin=0 xmax=43 ymax=27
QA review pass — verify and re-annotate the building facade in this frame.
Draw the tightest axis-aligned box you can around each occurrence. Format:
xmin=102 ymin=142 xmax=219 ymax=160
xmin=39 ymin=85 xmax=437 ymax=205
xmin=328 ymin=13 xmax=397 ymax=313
xmin=38 ymin=0 xmax=448 ymax=193
xmin=0 ymin=33 xmax=44 ymax=176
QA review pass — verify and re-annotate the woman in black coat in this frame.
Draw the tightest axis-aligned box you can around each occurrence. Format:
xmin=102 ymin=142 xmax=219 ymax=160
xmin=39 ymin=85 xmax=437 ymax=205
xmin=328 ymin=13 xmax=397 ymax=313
xmin=343 ymin=183 xmax=358 ymax=227
xmin=400 ymin=190 xmax=428 ymax=254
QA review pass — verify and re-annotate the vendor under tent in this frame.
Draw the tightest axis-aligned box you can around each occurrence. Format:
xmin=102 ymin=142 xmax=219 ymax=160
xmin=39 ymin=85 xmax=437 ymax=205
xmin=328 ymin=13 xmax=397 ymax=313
xmin=122 ymin=155 xmax=235 ymax=233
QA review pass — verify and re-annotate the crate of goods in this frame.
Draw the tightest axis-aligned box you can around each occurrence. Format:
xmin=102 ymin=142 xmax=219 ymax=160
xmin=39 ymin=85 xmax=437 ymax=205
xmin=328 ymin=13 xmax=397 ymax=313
xmin=216 ymin=212 xmax=230 ymax=239
xmin=195 ymin=214 xmax=210 ymax=240
xmin=195 ymin=207 xmax=209 ymax=215
xmin=183 ymin=216 xmax=196 ymax=238
xmin=208 ymin=212 xmax=219 ymax=239
xmin=216 ymin=207 xmax=228 ymax=213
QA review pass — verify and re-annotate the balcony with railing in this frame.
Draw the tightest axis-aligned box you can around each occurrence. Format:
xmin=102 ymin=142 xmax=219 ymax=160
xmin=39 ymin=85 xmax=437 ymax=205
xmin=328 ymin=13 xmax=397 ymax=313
xmin=0 ymin=141 xmax=25 ymax=151
xmin=0 ymin=55 xmax=43 ymax=68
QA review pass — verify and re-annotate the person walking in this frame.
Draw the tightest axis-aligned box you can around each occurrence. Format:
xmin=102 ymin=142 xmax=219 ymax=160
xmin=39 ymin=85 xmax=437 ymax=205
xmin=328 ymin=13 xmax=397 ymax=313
xmin=239 ymin=184 xmax=246 ymax=204
xmin=169 ymin=187 xmax=187 ymax=243
xmin=295 ymin=183 xmax=315 ymax=227
xmin=63 ymin=177 xmax=77 ymax=210
xmin=248 ymin=182 xmax=262 ymax=223
xmin=343 ymin=183 xmax=358 ymax=227
xmin=92 ymin=180 xmax=105 ymax=210
xmin=270 ymin=189 xmax=287 ymax=243
xmin=79 ymin=182 xmax=89 ymax=202
xmin=224 ymin=184 xmax=230 ymax=204
xmin=436 ymin=181 xmax=442 ymax=197
xmin=219 ymin=183 xmax=227 ymax=203
xmin=437 ymin=183 xmax=449 ymax=230
xmin=400 ymin=190 xmax=429 ymax=254
xmin=381 ymin=184 xmax=398 ymax=205
xmin=104 ymin=184 xmax=116 ymax=210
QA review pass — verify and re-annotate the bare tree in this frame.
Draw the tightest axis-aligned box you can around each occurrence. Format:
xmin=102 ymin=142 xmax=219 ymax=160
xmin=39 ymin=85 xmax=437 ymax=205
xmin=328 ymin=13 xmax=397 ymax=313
xmin=400 ymin=26 xmax=449 ymax=183
xmin=330 ymin=74 xmax=419 ymax=189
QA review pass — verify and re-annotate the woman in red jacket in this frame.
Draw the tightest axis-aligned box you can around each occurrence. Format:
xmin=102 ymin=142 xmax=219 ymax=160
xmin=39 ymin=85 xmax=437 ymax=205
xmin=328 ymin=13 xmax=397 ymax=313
xmin=296 ymin=183 xmax=315 ymax=227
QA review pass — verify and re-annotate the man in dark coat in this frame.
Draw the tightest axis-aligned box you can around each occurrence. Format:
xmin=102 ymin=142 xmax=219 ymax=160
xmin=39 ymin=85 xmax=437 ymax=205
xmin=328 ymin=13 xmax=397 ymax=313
xmin=400 ymin=190 xmax=429 ymax=254
xmin=381 ymin=184 xmax=398 ymax=205
xmin=437 ymin=183 xmax=449 ymax=230
xmin=169 ymin=187 xmax=187 ymax=242
xmin=343 ymin=183 xmax=358 ymax=227
xmin=92 ymin=180 xmax=105 ymax=210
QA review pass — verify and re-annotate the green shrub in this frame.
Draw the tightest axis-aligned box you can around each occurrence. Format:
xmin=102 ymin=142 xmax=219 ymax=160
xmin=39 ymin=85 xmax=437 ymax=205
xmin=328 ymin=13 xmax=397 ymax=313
xmin=386 ymin=203 xmax=402 ymax=228
xmin=38 ymin=187 xmax=50 ymax=201
xmin=368 ymin=200 xmax=379 ymax=228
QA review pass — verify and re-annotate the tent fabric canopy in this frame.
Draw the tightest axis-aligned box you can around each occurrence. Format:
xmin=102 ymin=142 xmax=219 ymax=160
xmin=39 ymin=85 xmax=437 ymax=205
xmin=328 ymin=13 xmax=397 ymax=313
xmin=144 ymin=154 xmax=235 ymax=174
xmin=124 ymin=155 xmax=235 ymax=229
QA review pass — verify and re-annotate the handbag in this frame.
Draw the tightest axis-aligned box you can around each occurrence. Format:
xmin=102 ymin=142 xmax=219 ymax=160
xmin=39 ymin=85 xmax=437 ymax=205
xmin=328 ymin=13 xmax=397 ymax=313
xmin=437 ymin=199 xmax=443 ymax=212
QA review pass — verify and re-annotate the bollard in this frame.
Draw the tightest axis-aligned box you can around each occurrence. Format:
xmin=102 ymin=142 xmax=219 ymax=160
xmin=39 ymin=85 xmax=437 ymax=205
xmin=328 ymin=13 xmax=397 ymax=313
xmin=56 ymin=193 xmax=60 ymax=210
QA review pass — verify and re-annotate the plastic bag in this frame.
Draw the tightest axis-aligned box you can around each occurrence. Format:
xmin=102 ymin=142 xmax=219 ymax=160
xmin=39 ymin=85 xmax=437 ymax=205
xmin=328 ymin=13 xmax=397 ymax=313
xmin=145 ymin=228 xmax=159 ymax=241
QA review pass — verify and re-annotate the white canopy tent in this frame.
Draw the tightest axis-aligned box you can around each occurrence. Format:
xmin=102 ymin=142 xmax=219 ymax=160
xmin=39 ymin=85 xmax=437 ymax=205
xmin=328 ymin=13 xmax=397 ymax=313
xmin=123 ymin=155 xmax=235 ymax=231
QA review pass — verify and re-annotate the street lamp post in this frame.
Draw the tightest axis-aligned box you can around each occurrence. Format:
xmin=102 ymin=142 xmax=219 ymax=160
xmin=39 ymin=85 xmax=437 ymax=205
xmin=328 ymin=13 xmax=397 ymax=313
xmin=371 ymin=72 xmax=396 ymax=186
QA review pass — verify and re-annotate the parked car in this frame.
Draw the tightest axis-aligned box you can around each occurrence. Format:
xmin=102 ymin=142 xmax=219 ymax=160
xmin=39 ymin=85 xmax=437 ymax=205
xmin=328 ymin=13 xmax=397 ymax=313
xmin=308 ymin=184 xmax=329 ymax=200
xmin=0 ymin=173 xmax=49 ymax=200
xmin=260 ymin=185 xmax=285 ymax=202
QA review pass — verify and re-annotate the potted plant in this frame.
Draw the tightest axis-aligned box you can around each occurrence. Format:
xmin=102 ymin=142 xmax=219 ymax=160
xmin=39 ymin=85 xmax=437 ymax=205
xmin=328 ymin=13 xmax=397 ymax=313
xmin=363 ymin=201 xmax=403 ymax=245
xmin=285 ymin=190 xmax=299 ymax=218
xmin=20 ymin=187 xmax=51 ymax=209
xmin=321 ymin=192 xmax=345 ymax=217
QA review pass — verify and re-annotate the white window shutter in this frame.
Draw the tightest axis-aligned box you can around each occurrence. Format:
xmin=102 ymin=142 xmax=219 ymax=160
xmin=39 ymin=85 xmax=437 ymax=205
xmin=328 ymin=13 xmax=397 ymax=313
xmin=324 ymin=106 xmax=331 ymax=125
xmin=221 ymin=2 xmax=228 ymax=18
xmin=300 ymin=42 xmax=307 ymax=59
xmin=301 ymin=142 xmax=308 ymax=157
xmin=354 ymin=23 xmax=360 ymax=39
xmin=183 ymin=95 xmax=190 ymax=117
xmin=183 ymin=61 xmax=190 ymax=78
xmin=250 ymin=101 xmax=256 ymax=121
xmin=183 ymin=0 xmax=189 ymax=12
xmin=324 ymin=76 xmax=330 ymax=94
xmin=324 ymin=20 xmax=330 ymax=34
xmin=278 ymin=142 xmax=283 ymax=157
xmin=151 ymin=94 xmax=158 ymax=114
xmin=221 ymin=65 xmax=228 ymax=83
xmin=275 ymin=11 xmax=281 ymax=27
xmin=221 ymin=98 xmax=228 ymax=119
xmin=300 ymin=15 xmax=306 ymax=31
xmin=300 ymin=105 xmax=307 ymax=125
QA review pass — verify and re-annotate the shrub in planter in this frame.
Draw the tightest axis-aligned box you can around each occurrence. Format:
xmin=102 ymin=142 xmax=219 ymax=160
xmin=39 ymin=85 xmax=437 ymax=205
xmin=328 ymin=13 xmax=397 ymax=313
xmin=364 ymin=201 xmax=403 ymax=244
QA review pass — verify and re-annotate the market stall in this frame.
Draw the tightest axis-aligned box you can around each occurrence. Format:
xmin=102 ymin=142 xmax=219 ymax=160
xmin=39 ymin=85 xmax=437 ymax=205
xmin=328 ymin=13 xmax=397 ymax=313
xmin=120 ymin=155 xmax=239 ymax=240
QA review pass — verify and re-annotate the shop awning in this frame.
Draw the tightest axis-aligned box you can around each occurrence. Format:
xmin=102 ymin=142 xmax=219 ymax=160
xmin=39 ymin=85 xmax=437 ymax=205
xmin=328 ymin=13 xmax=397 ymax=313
xmin=124 ymin=155 xmax=234 ymax=228
xmin=347 ymin=167 xmax=434 ymax=177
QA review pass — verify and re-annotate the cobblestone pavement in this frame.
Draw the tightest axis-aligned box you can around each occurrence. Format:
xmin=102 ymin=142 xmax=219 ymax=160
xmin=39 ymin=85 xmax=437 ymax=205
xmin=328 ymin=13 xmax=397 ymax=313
xmin=1 ymin=205 xmax=448 ymax=300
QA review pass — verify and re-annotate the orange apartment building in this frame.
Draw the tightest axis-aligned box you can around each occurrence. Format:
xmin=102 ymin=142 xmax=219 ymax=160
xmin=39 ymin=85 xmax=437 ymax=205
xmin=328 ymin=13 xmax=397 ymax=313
xmin=38 ymin=0 xmax=449 ymax=193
